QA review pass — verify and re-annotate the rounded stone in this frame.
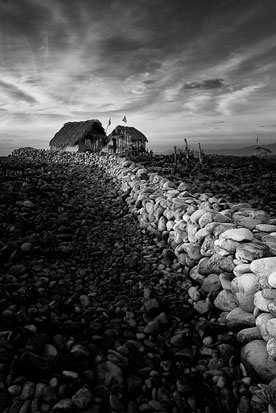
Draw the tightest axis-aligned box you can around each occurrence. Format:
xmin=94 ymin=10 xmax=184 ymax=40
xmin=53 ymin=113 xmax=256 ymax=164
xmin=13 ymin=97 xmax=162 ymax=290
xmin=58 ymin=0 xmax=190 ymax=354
xmin=44 ymin=344 xmax=58 ymax=359
xmin=237 ymin=327 xmax=262 ymax=344
xmin=268 ymin=272 xmax=276 ymax=288
xmin=201 ymin=273 xmax=221 ymax=294
xmin=235 ymin=242 xmax=267 ymax=263
xmin=193 ymin=299 xmax=210 ymax=314
xmin=214 ymin=238 xmax=238 ymax=253
xmin=22 ymin=200 xmax=34 ymax=208
xmin=250 ymin=257 xmax=276 ymax=279
xmin=190 ymin=209 xmax=206 ymax=224
xmin=231 ymin=273 xmax=258 ymax=295
xmin=254 ymin=291 xmax=273 ymax=312
xmin=220 ymin=228 xmax=253 ymax=242
xmin=241 ymin=339 xmax=276 ymax=382
xmin=219 ymin=273 xmax=233 ymax=290
xmin=236 ymin=292 xmax=255 ymax=312
xmin=72 ymin=386 xmax=92 ymax=409
xmin=21 ymin=242 xmax=32 ymax=252
xmin=256 ymin=224 xmax=276 ymax=232
xmin=188 ymin=286 xmax=201 ymax=301
xmin=267 ymin=318 xmax=276 ymax=338
xmin=267 ymin=337 xmax=276 ymax=360
xmin=8 ymin=385 xmax=21 ymax=396
xmin=214 ymin=290 xmax=238 ymax=311
xmin=233 ymin=263 xmax=251 ymax=276
xmin=53 ymin=399 xmax=73 ymax=412
xmin=226 ymin=307 xmax=255 ymax=328
xmin=262 ymin=235 xmax=276 ymax=255
xmin=255 ymin=313 xmax=273 ymax=341
xmin=268 ymin=302 xmax=276 ymax=316
xmin=198 ymin=212 xmax=214 ymax=228
xmin=262 ymin=288 xmax=276 ymax=300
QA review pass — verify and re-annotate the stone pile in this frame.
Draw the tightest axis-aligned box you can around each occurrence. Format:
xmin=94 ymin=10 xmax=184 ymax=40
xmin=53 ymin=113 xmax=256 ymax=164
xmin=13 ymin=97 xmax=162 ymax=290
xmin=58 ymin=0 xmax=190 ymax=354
xmin=91 ymin=154 xmax=276 ymax=380
xmin=8 ymin=148 xmax=276 ymax=411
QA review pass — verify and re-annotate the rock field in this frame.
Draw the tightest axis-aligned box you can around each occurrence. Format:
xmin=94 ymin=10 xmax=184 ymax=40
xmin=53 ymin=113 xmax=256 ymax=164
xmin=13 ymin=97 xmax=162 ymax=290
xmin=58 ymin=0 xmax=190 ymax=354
xmin=0 ymin=148 xmax=276 ymax=413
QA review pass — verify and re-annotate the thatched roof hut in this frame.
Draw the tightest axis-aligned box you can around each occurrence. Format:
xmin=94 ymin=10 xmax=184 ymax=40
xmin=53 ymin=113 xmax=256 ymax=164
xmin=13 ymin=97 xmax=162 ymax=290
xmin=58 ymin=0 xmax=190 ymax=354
xmin=108 ymin=126 xmax=148 ymax=143
xmin=107 ymin=125 xmax=148 ymax=154
xmin=50 ymin=119 xmax=107 ymax=152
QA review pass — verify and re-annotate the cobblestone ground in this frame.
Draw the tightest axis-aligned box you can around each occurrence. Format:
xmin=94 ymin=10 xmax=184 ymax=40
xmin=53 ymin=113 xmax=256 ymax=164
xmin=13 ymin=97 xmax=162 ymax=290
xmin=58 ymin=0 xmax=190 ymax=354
xmin=0 ymin=157 xmax=256 ymax=413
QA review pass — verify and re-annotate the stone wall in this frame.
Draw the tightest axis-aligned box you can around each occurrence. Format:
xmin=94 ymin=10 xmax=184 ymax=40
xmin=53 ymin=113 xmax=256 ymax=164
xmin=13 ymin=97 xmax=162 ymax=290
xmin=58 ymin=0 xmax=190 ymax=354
xmin=92 ymin=153 xmax=276 ymax=383
xmin=13 ymin=148 xmax=276 ymax=383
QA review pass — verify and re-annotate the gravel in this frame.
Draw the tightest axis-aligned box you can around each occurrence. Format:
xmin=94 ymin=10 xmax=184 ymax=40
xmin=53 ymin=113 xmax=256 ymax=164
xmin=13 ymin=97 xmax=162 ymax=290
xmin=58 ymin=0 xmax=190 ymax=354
xmin=0 ymin=150 xmax=273 ymax=412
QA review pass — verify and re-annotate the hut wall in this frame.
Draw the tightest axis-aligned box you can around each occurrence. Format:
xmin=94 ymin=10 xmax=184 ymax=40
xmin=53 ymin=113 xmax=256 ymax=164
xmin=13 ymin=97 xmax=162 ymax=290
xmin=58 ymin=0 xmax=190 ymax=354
xmin=49 ymin=145 xmax=78 ymax=152
xmin=79 ymin=137 xmax=101 ymax=152
xmin=108 ymin=128 xmax=148 ymax=154
xmin=79 ymin=136 xmax=107 ymax=153
xmin=64 ymin=146 xmax=78 ymax=153
xmin=78 ymin=141 xmax=89 ymax=152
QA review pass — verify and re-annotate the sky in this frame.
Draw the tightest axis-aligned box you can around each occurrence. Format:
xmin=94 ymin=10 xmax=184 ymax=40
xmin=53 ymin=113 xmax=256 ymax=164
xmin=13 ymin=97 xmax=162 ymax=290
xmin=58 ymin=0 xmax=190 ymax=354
xmin=1 ymin=0 xmax=276 ymax=154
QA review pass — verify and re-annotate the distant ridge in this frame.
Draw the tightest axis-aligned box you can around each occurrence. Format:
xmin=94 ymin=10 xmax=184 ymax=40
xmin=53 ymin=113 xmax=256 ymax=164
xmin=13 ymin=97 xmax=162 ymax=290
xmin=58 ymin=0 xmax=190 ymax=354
xmin=206 ymin=142 xmax=276 ymax=156
xmin=150 ymin=142 xmax=276 ymax=156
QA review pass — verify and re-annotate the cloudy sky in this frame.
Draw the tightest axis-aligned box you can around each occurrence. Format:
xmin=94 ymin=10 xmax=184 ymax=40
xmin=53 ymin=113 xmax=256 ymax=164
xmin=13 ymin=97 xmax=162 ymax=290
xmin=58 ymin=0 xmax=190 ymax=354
xmin=1 ymin=0 xmax=276 ymax=154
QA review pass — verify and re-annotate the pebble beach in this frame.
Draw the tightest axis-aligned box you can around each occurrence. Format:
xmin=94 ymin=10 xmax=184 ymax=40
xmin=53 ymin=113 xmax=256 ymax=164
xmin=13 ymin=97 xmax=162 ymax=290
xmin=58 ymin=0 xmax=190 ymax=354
xmin=0 ymin=148 xmax=276 ymax=413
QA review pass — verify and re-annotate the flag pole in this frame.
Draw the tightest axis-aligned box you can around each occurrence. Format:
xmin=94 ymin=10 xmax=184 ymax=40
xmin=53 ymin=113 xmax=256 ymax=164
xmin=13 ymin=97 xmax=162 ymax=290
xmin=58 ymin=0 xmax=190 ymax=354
xmin=122 ymin=115 xmax=127 ymax=154
xmin=124 ymin=123 xmax=126 ymax=154
xmin=105 ymin=117 xmax=111 ymax=134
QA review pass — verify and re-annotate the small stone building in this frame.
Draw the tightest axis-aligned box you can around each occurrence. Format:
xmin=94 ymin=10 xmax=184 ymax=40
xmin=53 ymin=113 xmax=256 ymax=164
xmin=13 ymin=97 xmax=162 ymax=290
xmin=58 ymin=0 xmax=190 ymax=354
xmin=107 ymin=125 xmax=148 ymax=154
xmin=49 ymin=120 xmax=107 ymax=152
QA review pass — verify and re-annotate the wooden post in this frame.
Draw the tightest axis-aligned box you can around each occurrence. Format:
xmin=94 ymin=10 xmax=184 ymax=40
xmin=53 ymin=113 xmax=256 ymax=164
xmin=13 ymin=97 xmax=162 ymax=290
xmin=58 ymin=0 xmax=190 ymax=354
xmin=173 ymin=146 xmax=178 ymax=173
xmin=184 ymin=138 xmax=189 ymax=160
xmin=198 ymin=143 xmax=203 ymax=164
xmin=124 ymin=127 xmax=127 ymax=154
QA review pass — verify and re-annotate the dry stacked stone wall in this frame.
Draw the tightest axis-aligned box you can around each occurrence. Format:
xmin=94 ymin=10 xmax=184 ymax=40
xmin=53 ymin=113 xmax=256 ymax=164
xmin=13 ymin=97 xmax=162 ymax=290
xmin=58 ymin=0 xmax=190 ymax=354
xmin=13 ymin=149 xmax=276 ymax=384
xmin=93 ymin=153 xmax=276 ymax=383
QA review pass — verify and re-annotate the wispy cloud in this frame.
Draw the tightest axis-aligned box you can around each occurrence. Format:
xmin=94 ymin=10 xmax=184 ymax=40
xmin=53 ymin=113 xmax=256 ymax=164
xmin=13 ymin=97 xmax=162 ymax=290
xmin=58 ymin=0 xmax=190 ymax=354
xmin=183 ymin=95 xmax=212 ymax=112
xmin=217 ymin=84 xmax=264 ymax=115
xmin=0 ymin=80 xmax=37 ymax=104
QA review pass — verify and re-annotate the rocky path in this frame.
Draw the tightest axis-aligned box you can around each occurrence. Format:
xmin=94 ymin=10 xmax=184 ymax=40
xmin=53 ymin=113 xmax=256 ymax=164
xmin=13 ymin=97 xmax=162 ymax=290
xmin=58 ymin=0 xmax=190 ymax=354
xmin=0 ymin=156 xmax=259 ymax=413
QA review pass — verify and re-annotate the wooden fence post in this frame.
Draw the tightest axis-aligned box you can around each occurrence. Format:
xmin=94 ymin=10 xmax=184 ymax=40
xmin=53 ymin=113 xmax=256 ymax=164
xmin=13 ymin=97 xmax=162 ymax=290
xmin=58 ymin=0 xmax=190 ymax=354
xmin=184 ymin=138 xmax=189 ymax=160
xmin=198 ymin=143 xmax=203 ymax=164
xmin=173 ymin=146 xmax=178 ymax=173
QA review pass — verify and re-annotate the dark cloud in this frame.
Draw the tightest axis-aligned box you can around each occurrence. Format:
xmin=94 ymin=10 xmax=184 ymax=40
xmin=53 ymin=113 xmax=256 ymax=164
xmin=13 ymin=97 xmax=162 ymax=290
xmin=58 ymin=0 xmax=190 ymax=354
xmin=99 ymin=36 xmax=144 ymax=53
xmin=0 ymin=80 xmax=37 ymax=103
xmin=0 ymin=0 xmax=52 ymax=45
xmin=1 ymin=0 xmax=275 ymax=80
xmin=143 ymin=79 xmax=156 ymax=85
xmin=184 ymin=79 xmax=226 ymax=90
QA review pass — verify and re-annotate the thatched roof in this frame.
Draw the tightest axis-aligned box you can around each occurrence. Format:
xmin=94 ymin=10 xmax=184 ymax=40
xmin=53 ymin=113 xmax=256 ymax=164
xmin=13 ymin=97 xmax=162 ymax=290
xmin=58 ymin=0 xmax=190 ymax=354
xmin=108 ymin=126 xmax=148 ymax=143
xmin=50 ymin=119 xmax=106 ymax=148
